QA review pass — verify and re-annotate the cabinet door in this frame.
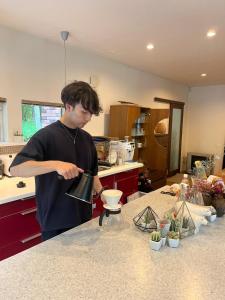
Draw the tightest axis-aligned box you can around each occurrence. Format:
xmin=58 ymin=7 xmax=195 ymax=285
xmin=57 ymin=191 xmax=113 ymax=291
xmin=109 ymin=105 xmax=140 ymax=139
xmin=115 ymin=169 xmax=139 ymax=204
xmin=92 ymin=175 xmax=115 ymax=218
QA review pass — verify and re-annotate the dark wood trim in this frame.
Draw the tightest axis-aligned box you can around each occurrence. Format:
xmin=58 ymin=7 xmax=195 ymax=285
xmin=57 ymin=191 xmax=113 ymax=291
xmin=154 ymin=97 xmax=185 ymax=107
xmin=0 ymin=97 xmax=6 ymax=103
xmin=167 ymin=103 xmax=184 ymax=176
xmin=22 ymin=99 xmax=63 ymax=107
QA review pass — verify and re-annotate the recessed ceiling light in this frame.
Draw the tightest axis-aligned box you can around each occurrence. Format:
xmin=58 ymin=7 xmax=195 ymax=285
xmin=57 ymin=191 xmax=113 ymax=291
xmin=146 ymin=43 xmax=154 ymax=50
xmin=201 ymin=73 xmax=207 ymax=77
xmin=207 ymin=30 xmax=216 ymax=38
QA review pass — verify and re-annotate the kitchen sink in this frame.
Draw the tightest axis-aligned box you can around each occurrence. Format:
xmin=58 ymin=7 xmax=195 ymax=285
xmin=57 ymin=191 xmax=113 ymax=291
xmin=98 ymin=165 xmax=111 ymax=172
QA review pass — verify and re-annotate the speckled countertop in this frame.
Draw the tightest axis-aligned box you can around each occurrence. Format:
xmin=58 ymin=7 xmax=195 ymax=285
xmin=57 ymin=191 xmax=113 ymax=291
xmin=0 ymin=162 xmax=143 ymax=204
xmin=0 ymin=188 xmax=224 ymax=300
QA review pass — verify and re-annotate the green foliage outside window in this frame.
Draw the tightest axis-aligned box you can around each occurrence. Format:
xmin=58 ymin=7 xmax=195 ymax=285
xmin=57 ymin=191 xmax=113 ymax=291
xmin=22 ymin=104 xmax=63 ymax=141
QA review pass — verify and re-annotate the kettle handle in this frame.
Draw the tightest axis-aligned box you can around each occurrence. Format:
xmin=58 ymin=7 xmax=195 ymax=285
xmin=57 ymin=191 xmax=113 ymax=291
xmin=99 ymin=209 xmax=110 ymax=226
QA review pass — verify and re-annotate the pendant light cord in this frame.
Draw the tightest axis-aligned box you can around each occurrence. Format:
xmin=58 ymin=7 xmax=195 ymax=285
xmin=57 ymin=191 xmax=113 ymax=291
xmin=63 ymin=40 xmax=67 ymax=86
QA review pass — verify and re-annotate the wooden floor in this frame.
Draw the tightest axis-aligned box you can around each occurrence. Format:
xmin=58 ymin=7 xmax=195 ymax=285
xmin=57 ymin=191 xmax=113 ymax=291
xmin=166 ymin=173 xmax=184 ymax=185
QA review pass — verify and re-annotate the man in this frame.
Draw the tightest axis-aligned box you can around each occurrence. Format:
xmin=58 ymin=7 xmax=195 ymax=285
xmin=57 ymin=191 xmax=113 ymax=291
xmin=10 ymin=81 xmax=104 ymax=241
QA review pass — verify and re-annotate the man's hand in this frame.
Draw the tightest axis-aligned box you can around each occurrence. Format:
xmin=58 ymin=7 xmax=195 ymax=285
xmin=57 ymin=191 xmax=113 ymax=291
xmin=55 ymin=161 xmax=84 ymax=180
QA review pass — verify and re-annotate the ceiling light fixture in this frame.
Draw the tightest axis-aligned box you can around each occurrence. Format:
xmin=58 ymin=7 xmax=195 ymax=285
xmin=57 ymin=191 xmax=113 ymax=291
xmin=60 ymin=31 xmax=70 ymax=86
xmin=146 ymin=43 xmax=154 ymax=50
xmin=207 ymin=30 xmax=216 ymax=38
xmin=201 ymin=73 xmax=207 ymax=77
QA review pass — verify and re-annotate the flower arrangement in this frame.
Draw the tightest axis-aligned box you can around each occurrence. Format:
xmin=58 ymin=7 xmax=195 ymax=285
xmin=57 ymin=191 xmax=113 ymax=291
xmin=194 ymin=178 xmax=224 ymax=196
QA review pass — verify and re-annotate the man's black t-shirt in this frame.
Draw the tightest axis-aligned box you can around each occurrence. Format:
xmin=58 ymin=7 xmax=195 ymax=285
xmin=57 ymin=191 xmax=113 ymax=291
xmin=10 ymin=121 xmax=98 ymax=231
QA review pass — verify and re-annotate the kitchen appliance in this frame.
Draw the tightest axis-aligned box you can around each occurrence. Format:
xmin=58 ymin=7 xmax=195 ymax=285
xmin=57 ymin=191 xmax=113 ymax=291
xmin=99 ymin=189 xmax=124 ymax=231
xmin=0 ymin=154 xmax=17 ymax=177
xmin=93 ymin=136 xmax=110 ymax=162
xmin=93 ymin=136 xmax=118 ymax=166
xmin=119 ymin=140 xmax=135 ymax=162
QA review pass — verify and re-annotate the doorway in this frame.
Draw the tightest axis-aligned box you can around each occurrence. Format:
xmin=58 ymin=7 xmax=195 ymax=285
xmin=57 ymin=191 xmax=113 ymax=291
xmin=154 ymin=98 xmax=185 ymax=177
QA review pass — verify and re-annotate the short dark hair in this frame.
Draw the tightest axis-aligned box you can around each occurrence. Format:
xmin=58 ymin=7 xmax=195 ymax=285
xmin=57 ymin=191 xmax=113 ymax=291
xmin=61 ymin=81 xmax=102 ymax=116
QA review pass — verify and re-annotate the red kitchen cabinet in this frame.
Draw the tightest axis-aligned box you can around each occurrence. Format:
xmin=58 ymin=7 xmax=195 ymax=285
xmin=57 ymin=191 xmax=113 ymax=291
xmin=115 ymin=169 xmax=139 ymax=204
xmin=0 ymin=197 xmax=41 ymax=261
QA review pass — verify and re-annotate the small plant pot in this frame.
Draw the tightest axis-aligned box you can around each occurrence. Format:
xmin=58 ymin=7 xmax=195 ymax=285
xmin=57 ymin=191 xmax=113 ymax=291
xmin=161 ymin=237 xmax=167 ymax=247
xmin=167 ymin=238 xmax=180 ymax=248
xmin=150 ymin=239 xmax=161 ymax=251
xmin=157 ymin=219 xmax=171 ymax=237
xmin=206 ymin=214 xmax=217 ymax=222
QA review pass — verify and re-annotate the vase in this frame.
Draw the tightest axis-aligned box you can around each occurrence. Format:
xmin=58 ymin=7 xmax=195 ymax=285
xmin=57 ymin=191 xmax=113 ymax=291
xmin=212 ymin=197 xmax=225 ymax=217
xmin=161 ymin=237 xmax=167 ymax=247
xmin=202 ymin=193 xmax=213 ymax=206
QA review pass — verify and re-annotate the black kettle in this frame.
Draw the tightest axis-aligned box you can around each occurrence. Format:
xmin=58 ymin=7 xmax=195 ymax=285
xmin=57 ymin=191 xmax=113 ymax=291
xmin=65 ymin=171 xmax=94 ymax=204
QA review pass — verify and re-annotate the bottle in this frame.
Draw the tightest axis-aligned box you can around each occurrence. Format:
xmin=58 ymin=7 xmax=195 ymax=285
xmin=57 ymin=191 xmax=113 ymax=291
xmin=181 ymin=174 xmax=190 ymax=187
xmin=179 ymin=174 xmax=190 ymax=202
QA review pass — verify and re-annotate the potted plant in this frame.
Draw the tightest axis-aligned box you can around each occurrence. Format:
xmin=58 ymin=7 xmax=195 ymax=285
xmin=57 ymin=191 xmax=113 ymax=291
xmin=157 ymin=218 xmax=171 ymax=239
xmin=181 ymin=216 xmax=190 ymax=237
xmin=167 ymin=231 xmax=180 ymax=248
xmin=142 ymin=212 xmax=154 ymax=229
xmin=150 ymin=231 xmax=161 ymax=251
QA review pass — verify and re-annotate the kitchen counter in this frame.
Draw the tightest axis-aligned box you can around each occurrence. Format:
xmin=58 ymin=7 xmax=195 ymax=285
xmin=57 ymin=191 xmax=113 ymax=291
xmin=0 ymin=188 xmax=224 ymax=300
xmin=0 ymin=162 xmax=143 ymax=205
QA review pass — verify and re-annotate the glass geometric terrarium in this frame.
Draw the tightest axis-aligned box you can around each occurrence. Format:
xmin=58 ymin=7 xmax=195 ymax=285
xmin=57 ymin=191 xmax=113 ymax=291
xmin=133 ymin=206 xmax=159 ymax=232
xmin=175 ymin=201 xmax=196 ymax=239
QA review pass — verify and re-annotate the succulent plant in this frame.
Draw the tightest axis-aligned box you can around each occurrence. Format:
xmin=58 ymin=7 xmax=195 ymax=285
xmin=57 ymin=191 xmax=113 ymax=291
xmin=143 ymin=212 xmax=152 ymax=224
xmin=167 ymin=231 xmax=179 ymax=240
xmin=150 ymin=231 xmax=161 ymax=242
xmin=182 ymin=217 xmax=189 ymax=229
xmin=169 ymin=218 xmax=180 ymax=232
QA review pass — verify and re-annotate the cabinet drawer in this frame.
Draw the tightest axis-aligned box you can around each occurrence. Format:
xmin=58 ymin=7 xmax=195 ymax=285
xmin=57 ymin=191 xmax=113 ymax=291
xmin=0 ymin=209 xmax=40 ymax=246
xmin=0 ymin=197 xmax=36 ymax=218
xmin=0 ymin=234 xmax=41 ymax=261
xmin=115 ymin=169 xmax=139 ymax=181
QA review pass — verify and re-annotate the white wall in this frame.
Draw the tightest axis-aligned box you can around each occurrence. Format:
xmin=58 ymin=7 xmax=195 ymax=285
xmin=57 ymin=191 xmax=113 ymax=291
xmin=0 ymin=25 xmax=189 ymax=148
xmin=186 ymin=85 xmax=225 ymax=173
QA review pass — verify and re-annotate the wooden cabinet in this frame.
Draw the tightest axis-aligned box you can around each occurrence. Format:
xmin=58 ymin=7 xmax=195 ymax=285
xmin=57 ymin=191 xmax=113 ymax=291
xmin=0 ymin=197 xmax=41 ymax=261
xmin=109 ymin=105 xmax=150 ymax=164
xmin=109 ymin=105 xmax=169 ymax=189
xmin=92 ymin=169 xmax=139 ymax=217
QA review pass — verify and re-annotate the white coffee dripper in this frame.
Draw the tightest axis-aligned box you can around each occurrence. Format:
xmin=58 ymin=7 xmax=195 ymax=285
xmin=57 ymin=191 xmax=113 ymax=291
xmin=99 ymin=189 xmax=124 ymax=230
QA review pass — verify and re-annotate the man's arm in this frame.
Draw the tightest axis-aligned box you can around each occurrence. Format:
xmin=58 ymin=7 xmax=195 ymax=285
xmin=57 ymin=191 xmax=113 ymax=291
xmin=93 ymin=175 xmax=106 ymax=203
xmin=10 ymin=160 xmax=84 ymax=179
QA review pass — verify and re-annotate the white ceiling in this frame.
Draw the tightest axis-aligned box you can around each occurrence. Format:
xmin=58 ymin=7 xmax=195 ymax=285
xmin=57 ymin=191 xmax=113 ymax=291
xmin=1 ymin=0 xmax=225 ymax=87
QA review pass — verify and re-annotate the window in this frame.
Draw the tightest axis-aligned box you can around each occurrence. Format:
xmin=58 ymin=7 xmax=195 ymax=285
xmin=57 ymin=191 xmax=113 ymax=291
xmin=0 ymin=98 xmax=7 ymax=142
xmin=22 ymin=100 xmax=64 ymax=141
